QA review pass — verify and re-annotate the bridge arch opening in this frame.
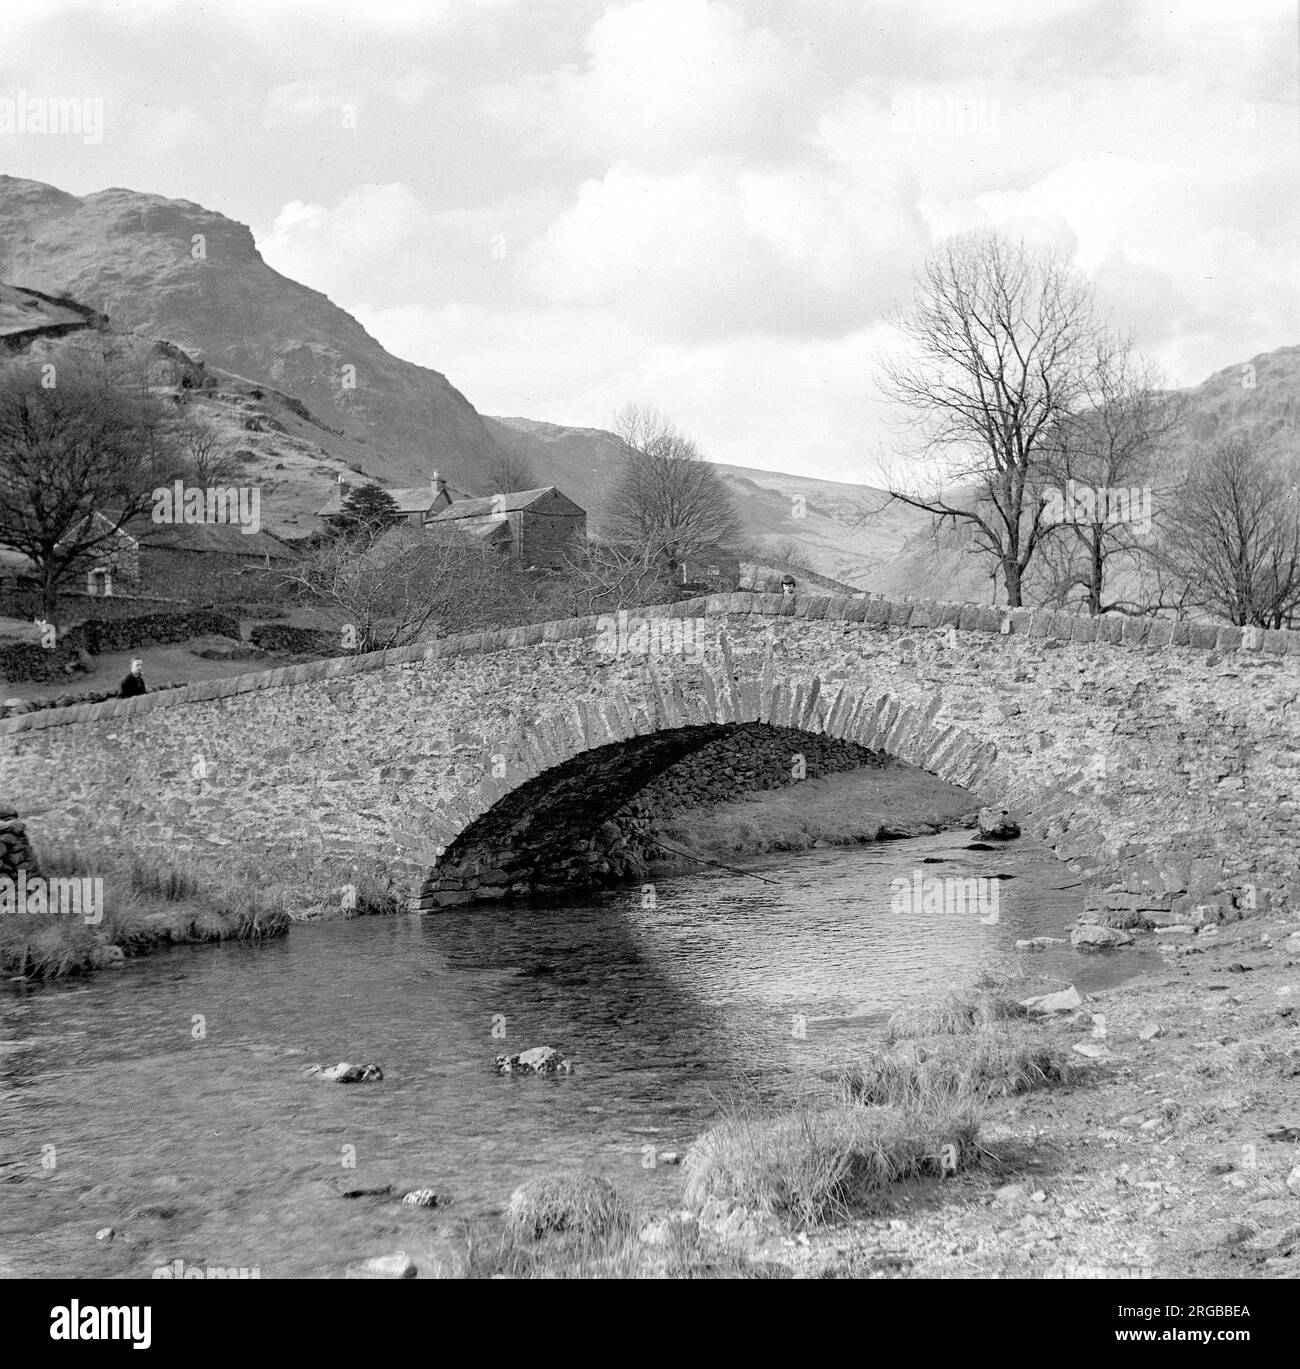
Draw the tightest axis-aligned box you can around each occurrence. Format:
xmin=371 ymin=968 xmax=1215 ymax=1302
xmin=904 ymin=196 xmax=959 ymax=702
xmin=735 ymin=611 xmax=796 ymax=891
xmin=417 ymin=719 xmax=983 ymax=909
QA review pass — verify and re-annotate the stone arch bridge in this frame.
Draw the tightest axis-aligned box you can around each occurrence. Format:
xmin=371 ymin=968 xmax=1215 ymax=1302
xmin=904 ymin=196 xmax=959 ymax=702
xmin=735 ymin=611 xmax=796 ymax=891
xmin=2 ymin=594 xmax=1298 ymax=919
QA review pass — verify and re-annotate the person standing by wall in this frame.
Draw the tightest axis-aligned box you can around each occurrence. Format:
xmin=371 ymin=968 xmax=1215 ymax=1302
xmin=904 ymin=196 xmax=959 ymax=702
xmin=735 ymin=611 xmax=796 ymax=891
xmin=119 ymin=658 xmax=147 ymax=698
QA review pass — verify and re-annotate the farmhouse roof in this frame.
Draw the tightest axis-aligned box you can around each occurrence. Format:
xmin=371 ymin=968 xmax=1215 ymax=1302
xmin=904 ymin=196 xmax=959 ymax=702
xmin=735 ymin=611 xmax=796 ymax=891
xmin=316 ymin=480 xmax=461 ymax=519
xmin=120 ymin=515 xmax=297 ymax=559
xmin=428 ymin=486 xmax=576 ymax=521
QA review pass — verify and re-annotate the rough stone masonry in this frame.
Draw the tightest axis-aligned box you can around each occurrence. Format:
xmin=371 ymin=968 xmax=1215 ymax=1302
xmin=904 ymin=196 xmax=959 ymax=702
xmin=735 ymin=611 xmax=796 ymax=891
xmin=1 ymin=593 xmax=1297 ymax=917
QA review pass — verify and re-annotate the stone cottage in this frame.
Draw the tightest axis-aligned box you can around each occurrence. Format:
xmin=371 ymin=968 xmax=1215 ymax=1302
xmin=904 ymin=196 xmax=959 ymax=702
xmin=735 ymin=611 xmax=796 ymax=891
xmin=425 ymin=486 xmax=587 ymax=570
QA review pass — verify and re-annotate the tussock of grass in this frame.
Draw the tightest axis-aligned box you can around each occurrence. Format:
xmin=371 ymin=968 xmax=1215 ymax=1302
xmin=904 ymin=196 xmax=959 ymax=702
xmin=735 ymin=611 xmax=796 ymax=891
xmin=343 ymin=866 xmax=407 ymax=917
xmin=682 ymin=1102 xmax=981 ymax=1227
xmin=445 ymin=1214 xmax=790 ymax=1279
xmin=1 ymin=842 xmax=290 ymax=980
xmin=504 ymin=1170 xmax=632 ymax=1243
xmin=840 ymin=1030 xmax=1081 ymax=1107
xmin=1188 ymin=1037 xmax=1300 ymax=1081
xmin=886 ymin=990 xmax=1028 ymax=1043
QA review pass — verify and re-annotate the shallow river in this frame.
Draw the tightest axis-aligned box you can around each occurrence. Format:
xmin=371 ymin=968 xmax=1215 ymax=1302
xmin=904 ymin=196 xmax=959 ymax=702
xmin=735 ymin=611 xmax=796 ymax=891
xmin=0 ymin=831 xmax=1153 ymax=1277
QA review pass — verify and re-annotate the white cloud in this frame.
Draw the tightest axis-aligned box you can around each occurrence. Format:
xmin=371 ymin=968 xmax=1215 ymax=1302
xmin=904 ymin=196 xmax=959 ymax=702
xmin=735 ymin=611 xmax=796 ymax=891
xmin=484 ymin=0 xmax=803 ymax=167
xmin=260 ymin=184 xmax=426 ymax=294
xmin=516 ymin=160 xmax=927 ymax=339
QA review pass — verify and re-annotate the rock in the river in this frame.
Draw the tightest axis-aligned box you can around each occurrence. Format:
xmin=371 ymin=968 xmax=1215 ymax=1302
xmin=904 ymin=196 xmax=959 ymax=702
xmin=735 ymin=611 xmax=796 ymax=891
xmin=306 ymin=1061 xmax=383 ymax=1083
xmin=334 ymin=1181 xmax=394 ymax=1199
xmin=1021 ymin=985 xmax=1084 ymax=1014
xmin=401 ymin=1189 xmax=440 ymax=1208
xmin=493 ymin=1046 xmax=572 ymax=1075
xmin=345 ymin=1254 xmax=417 ymax=1279
xmin=977 ymin=807 xmax=1021 ymax=840
xmin=1071 ymin=924 xmax=1133 ymax=949
xmin=1016 ymin=936 xmax=1068 ymax=951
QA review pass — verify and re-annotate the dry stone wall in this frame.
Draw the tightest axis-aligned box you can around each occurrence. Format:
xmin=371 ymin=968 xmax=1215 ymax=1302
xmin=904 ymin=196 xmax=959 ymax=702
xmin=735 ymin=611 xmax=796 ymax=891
xmin=0 ymin=610 xmax=241 ymax=684
xmin=0 ymin=805 xmax=40 ymax=883
xmin=1 ymin=592 xmax=1297 ymax=918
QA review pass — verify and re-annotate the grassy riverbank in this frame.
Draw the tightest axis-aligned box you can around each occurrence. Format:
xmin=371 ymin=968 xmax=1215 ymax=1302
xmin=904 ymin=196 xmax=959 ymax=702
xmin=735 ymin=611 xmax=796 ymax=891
xmin=0 ymin=836 xmax=416 ymax=981
xmin=0 ymin=845 xmax=295 ymax=980
xmin=404 ymin=912 xmax=1300 ymax=1280
xmin=645 ymin=764 xmax=979 ymax=876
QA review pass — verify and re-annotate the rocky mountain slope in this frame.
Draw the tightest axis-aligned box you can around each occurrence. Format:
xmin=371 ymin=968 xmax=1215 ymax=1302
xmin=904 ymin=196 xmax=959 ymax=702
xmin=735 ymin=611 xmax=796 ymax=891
xmin=0 ymin=176 xmax=507 ymax=494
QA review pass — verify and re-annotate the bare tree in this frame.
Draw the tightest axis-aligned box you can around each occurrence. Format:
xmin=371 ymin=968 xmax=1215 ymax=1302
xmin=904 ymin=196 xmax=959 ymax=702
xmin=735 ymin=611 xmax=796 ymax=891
xmin=604 ymin=404 xmax=741 ymax=580
xmin=1157 ymin=434 xmax=1300 ymax=628
xmin=0 ymin=347 xmax=184 ymax=619
xmin=553 ymin=533 xmax=675 ymax=614
xmin=280 ymin=525 xmax=538 ymax=651
xmin=767 ymin=538 xmax=803 ymax=569
xmin=479 ymin=446 xmax=539 ymax=497
xmin=1034 ymin=339 xmax=1184 ymax=615
xmin=875 ymin=230 xmax=1101 ymax=606
xmin=183 ymin=418 xmax=239 ymax=487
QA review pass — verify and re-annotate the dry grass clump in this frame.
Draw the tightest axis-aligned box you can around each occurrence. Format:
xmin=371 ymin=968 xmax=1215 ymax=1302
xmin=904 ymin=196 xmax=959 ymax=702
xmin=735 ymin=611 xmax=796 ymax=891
xmin=886 ymin=989 xmax=1028 ymax=1043
xmin=447 ymin=1214 xmax=790 ymax=1279
xmin=504 ymin=1169 xmax=632 ymax=1243
xmin=682 ymin=1102 xmax=980 ymax=1227
xmin=839 ymin=1030 xmax=1081 ymax=1107
xmin=1188 ymin=1035 xmax=1300 ymax=1081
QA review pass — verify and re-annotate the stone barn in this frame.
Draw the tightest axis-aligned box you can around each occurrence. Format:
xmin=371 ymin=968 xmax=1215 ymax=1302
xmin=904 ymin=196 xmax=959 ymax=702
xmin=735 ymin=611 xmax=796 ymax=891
xmin=426 ymin=486 xmax=586 ymax=570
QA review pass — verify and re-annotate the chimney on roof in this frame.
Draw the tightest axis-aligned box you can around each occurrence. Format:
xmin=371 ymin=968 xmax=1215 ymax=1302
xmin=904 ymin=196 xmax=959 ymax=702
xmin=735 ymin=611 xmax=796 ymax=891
xmin=431 ymin=470 xmax=445 ymax=498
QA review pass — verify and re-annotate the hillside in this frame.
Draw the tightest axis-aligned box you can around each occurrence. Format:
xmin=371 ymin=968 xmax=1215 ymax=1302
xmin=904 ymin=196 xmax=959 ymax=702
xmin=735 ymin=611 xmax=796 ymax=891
xmin=0 ymin=175 xmax=508 ymax=494
xmin=486 ymin=417 xmax=938 ymax=589
xmin=1177 ymin=345 xmax=1300 ymax=446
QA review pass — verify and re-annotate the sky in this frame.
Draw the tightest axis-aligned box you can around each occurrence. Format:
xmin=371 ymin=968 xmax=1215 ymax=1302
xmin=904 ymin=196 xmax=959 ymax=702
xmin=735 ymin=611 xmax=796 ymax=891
xmin=1 ymin=0 xmax=1297 ymax=484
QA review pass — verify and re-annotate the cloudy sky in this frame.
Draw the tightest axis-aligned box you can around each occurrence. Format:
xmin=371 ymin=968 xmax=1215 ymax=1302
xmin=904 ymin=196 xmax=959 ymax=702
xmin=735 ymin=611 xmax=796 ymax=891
xmin=1 ymin=0 xmax=1297 ymax=482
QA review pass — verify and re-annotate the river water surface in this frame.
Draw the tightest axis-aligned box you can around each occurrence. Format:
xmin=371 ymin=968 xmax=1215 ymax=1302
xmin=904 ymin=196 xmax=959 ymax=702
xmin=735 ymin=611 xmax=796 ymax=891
xmin=0 ymin=831 xmax=1151 ymax=1278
